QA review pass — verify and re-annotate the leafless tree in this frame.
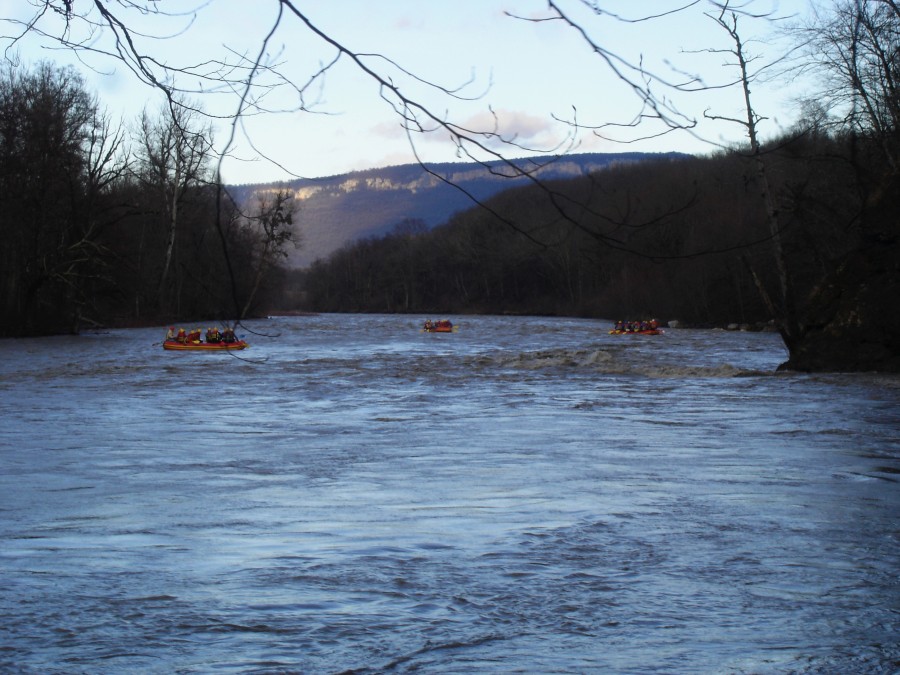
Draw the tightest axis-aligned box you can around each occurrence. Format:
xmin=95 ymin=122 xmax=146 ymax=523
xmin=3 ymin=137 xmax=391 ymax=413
xmin=0 ymin=60 xmax=117 ymax=333
xmin=133 ymin=95 xmax=214 ymax=310
xmin=697 ymin=2 xmax=801 ymax=346
xmin=797 ymin=0 xmax=900 ymax=175
xmin=238 ymin=189 xmax=297 ymax=320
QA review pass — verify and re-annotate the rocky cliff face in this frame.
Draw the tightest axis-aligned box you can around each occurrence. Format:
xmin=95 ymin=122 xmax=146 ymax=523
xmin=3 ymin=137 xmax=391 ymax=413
xmin=781 ymin=240 xmax=900 ymax=372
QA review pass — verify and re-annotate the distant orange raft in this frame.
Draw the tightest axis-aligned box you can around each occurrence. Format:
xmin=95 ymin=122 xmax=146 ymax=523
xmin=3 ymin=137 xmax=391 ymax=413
xmin=423 ymin=319 xmax=456 ymax=333
xmin=163 ymin=339 xmax=249 ymax=351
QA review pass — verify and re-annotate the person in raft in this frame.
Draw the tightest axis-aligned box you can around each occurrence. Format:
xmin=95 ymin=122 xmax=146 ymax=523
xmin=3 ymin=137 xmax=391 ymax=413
xmin=615 ymin=319 xmax=660 ymax=332
xmin=205 ymin=327 xmax=221 ymax=343
xmin=221 ymin=327 xmax=237 ymax=343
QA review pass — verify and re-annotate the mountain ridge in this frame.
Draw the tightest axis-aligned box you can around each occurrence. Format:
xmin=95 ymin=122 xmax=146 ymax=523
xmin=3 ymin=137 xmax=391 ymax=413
xmin=229 ymin=151 xmax=691 ymax=268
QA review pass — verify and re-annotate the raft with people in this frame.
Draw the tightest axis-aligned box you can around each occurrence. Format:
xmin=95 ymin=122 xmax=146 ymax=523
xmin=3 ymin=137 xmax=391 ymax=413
xmin=423 ymin=319 xmax=456 ymax=333
xmin=609 ymin=319 xmax=664 ymax=335
xmin=162 ymin=326 xmax=249 ymax=351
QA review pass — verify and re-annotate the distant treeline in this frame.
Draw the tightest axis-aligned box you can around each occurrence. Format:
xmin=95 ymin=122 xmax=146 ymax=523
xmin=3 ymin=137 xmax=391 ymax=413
xmin=0 ymin=61 xmax=292 ymax=338
xmin=293 ymin=130 xmax=871 ymax=326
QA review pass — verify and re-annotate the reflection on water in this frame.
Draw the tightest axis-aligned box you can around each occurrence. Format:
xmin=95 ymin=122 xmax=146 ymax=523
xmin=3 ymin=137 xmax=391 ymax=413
xmin=1 ymin=314 xmax=898 ymax=673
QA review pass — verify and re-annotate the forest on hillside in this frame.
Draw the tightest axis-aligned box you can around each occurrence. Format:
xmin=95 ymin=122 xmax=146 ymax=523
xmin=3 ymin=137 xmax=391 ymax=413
xmin=292 ymin=131 xmax=872 ymax=327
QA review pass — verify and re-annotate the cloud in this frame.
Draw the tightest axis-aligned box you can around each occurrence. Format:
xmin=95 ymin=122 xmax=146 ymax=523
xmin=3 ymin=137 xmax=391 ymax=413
xmin=454 ymin=108 xmax=569 ymax=151
xmin=370 ymin=119 xmax=409 ymax=141
xmin=371 ymin=106 xmax=558 ymax=141
xmin=366 ymin=106 xmax=582 ymax=167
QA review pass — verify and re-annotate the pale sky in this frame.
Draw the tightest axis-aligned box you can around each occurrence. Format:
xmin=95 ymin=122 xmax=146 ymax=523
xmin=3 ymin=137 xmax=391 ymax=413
xmin=2 ymin=0 xmax=812 ymax=185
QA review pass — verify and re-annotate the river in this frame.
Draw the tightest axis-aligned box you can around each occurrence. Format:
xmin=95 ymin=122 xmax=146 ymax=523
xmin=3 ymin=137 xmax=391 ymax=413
xmin=1 ymin=314 xmax=898 ymax=673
